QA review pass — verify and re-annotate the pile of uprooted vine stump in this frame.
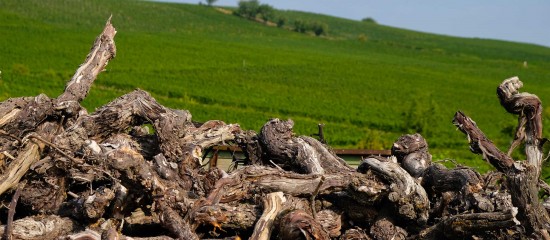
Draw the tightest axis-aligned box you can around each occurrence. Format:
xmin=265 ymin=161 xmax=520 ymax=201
xmin=1 ymin=19 xmax=550 ymax=240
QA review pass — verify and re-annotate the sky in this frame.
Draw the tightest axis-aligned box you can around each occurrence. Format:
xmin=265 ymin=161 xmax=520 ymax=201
xmin=160 ymin=0 xmax=550 ymax=47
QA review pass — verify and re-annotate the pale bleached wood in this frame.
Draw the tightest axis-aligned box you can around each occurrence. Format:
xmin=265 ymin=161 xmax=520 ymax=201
xmin=250 ymin=192 xmax=286 ymax=240
xmin=497 ymin=76 xmax=543 ymax=169
xmin=57 ymin=17 xmax=117 ymax=104
xmin=0 ymin=141 xmax=41 ymax=196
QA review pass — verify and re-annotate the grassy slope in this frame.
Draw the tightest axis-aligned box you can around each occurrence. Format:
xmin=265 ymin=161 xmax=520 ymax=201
xmin=2 ymin=0 xmax=550 ymax=174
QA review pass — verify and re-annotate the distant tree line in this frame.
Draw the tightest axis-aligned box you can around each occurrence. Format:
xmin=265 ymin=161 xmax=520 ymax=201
xmin=361 ymin=17 xmax=377 ymax=24
xmin=205 ymin=0 xmax=217 ymax=6
xmin=235 ymin=0 xmax=274 ymax=22
xmin=234 ymin=0 xmax=328 ymax=36
xmin=292 ymin=19 xmax=328 ymax=36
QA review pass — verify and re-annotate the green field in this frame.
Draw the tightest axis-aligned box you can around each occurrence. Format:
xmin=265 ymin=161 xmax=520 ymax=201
xmin=2 ymin=0 xmax=550 ymax=175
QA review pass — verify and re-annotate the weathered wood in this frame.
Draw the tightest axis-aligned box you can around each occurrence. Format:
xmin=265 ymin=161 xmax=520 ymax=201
xmin=369 ymin=216 xmax=407 ymax=240
xmin=0 ymin=121 xmax=58 ymax=197
xmin=192 ymin=202 xmax=260 ymax=231
xmin=454 ymin=110 xmax=550 ymax=236
xmin=497 ymin=76 xmax=543 ymax=168
xmin=358 ymin=157 xmax=429 ymax=226
xmin=421 ymin=164 xmax=482 ymax=195
xmin=202 ymin=165 xmax=386 ymax=204
xmin=420 ymin=163 xmax=491 ymax=213
xmin=0 ymin=17 xmax=116 ymax=147
xmin=390 ymin=134 xmax=492 ymax=215
xmin=74 ymin=89 xmax=241 ymax=172
xmin=0 ymin=99 xmax=26 ymax=128
xmin=69 ymin=187 xmax=116 ymax=221
xmin=277 ymin=209 xmax=330 ymax=240
xmin=0 ymin=18 xmax=117 ymax=207
xmin=0 ymin=215 xmax=77 ymax=240
xmin=322 ymin=194 xmax=379 ymax=227
xmin=187 ymin=165 xmax=387 ymax=237
xmin=157 ymin=200 xmax=199 ymax=240
xmin=65 ymin=229 xmax=101 ymax=240
xmin=418 ymin=209 xmax=519 ymax=239
xmin=3 ymin=182 xmax=23 ymax=240
xmin=3 ymin=16 xmax=550 ymax=239
xmin=314 ymin=209 xmax=342 ymax=238
xmin=64 ymin=229 xmax=176 ymax=240
xmin=453 ymin=111 xmax=515 ymax=173
xmin=0 ymin=94 xmax=56 ymax=139
xmin=259 ymin=118 xmax=353 ymax=174
xmin=235 ymin=130 xmax=263 ymax=166
xmin=250 ymin=192 xmax=286 ymax=240
xmin=56 ymin=17 xmax=117 ymax=104
xmin=0 ymin=141 xmax=41 ymax=196
xmin=391 ymin=133 xmax=431 ymax=178
xmin=340 ymin=228 xmax=371 ymax=240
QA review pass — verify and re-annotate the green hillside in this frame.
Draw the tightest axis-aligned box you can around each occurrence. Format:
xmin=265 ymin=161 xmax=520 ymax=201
xmin=2 ymin=0 xmax=550 ymax=173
